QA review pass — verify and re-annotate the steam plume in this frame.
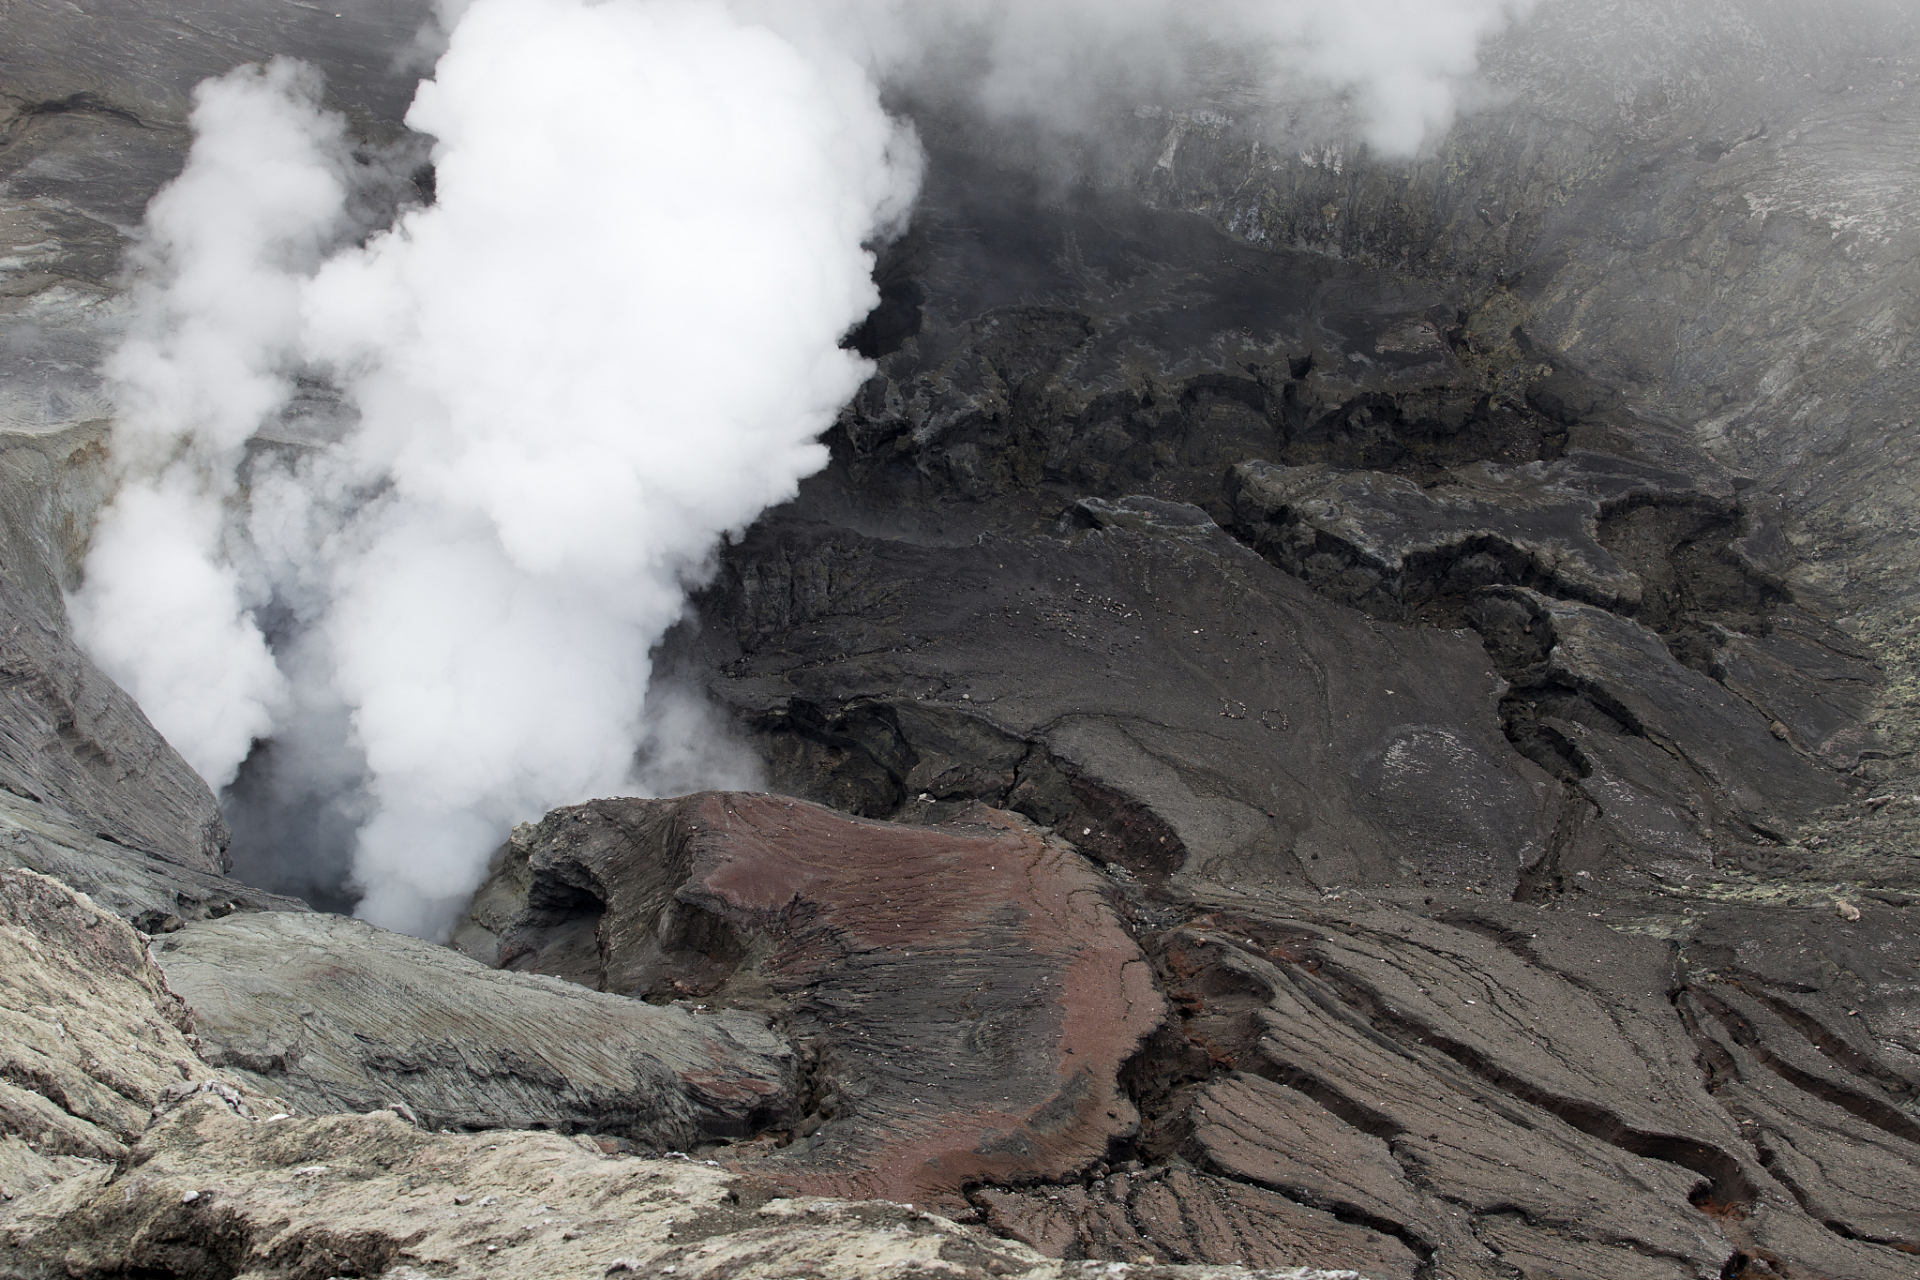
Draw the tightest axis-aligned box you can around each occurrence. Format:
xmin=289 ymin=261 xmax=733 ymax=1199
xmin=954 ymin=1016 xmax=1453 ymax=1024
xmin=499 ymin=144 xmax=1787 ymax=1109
xmin=754 ymin=0 xmax=1539 ymax=156
xmin=71 ymin=59 xmax=348 ymax=787
xmin=77 ymin=0 xmax=1535 ymax=938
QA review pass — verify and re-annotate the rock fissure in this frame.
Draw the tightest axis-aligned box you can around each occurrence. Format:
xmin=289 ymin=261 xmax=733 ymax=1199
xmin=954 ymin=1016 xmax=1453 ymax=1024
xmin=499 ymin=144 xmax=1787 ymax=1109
xmin=1688 ymin=986 xmax=1920 ymax=1147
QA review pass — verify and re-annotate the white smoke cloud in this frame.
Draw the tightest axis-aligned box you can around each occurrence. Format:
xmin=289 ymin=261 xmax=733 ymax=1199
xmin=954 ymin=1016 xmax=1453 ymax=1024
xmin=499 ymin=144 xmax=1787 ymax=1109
xmin=287 ymin=0 xmax=917 ymax=936
xmin=756 ymin=0 xmax=1539 ymax=156
xmin=71 ymin=59 xmax=350 ymax=787
xmin=77 ymin=0 xmax=1537 ymax=938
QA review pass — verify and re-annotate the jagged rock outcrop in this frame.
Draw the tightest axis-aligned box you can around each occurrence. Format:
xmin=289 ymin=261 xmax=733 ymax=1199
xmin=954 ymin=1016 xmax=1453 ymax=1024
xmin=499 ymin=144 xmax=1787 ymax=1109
xmin=152 ymin=911 xmax=797 ymax=1148
xmin=691 ymin=498 xmax=1559 ymax=899
xmin=0 ymin=869 xmax=250 ymax=1201
xmin=1225 ymin=454 xmax=1673 ymax=615
xmin=665 ymin=117 xmax=1881 ymax=913
xmin=1119 ymin=900 xmax=1920 ymax=1279
xmin=457 ymin=793 xmax=1165 ymax=1210
xmin=0 ymin=864 xmax=1355 ymax=1280
xmin=451 ymin=792 xmax=1920 ymax=1278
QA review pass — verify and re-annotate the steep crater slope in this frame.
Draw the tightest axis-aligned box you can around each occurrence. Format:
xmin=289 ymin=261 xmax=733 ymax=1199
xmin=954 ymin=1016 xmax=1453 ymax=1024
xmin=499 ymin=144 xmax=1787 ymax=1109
xmin=639 ymin=30 xmax=1920 ymax=1271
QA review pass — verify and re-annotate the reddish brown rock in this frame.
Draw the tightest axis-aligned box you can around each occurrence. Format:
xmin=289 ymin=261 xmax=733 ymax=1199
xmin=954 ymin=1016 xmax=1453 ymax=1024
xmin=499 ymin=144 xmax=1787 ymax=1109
xmin=456 ymin=793 xmax=1165 ymax=1208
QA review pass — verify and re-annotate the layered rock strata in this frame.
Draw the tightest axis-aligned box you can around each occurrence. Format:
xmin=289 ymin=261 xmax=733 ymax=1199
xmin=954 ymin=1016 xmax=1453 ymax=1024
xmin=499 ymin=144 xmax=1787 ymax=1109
xmin=0 ymin=866 xmax=1361 ymax=1280
xmin=457 ymin=793 xmax=1165 ymax=1210
xmin=454 ymin=801 xmax=1920 ymax=1278
xmin=0 ymin=868 xmax=244 ymax=1202
xmin=153 ymin=911 xmax=797 ymax=1149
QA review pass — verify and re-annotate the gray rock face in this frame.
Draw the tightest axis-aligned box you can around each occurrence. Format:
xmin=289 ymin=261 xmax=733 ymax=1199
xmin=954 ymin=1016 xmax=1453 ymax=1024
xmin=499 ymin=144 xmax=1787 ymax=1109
xmin=1102 ymin=895 xmax=1920 ymax=1278
xmin=0 ymin=1096 xmax=1351 ymax=1280
xmin=631 ymin=38 xmax=1920 ymax=1272
xmin=669 ymin=129 xmax=1867 ymax=910
xmin=0 ymin=866 xmax=1355 ymax=1280
xmin=1134 ymin=0 xmax=1920 ymax=714
xmin=698 ymin=497 xmax=1557 ymax=900
xmin=1224 ymin=452 xmax=1711 ymax=617
xmin=153 ymin=910 xmax=797 ymax=1149
xmin=0 ymin=510 xmax=297 ymax=927
xmin=0 ymin=2 xmax=348 ymax=929
xmin=451 ymin=794 xmax=1920 ymax=1278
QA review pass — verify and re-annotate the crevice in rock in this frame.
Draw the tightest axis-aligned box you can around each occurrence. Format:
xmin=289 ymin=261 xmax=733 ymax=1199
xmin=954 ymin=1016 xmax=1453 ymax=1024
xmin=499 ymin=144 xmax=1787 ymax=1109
xmin=1228 ymin=479 xmax=1788 ymax=685
xmin=752 ymin=699 xmax=917 ymax=818
xmin=1509 ymin=784 xmax=1596 ymax=902
xmin=1272 ymin=381 xmax=1567 ymax=482
xmin=1748 ymin=1133 xmax=1920 ymax=1255
xmin=1215 ymin=439 xmax=1837 ymax=825
xmin=1149 ymin=1085 xmax=1439 ymax=1262
xmin=1135 ymin=926 xmax=1412 ymax=1142
xmin=1268 ymin=938 xmax=1761 ymax=1211
xmin=963 ymin=1024 xmax=1439 ymax=1273
xmin=1594 ymin=496 xmax=1786 ymax=675
xmin=750 ymin=696 xmax=1188 ymax=885
xmin=1 ymin=92 xmax=147 ymax=150
xmin=1739 ymin=986 xmax=1918 ymax=1106
xmin=1689 ymin=987 xmax=1920 ymax=1146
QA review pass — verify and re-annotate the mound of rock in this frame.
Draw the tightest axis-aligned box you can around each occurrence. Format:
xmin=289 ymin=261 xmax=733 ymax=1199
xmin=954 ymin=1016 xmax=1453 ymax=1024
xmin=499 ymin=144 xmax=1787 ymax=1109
xmin=457 ymin=792 xmax=1164 ymax=1209
xmin=0 ymin=868 xmax=234 ymax=1200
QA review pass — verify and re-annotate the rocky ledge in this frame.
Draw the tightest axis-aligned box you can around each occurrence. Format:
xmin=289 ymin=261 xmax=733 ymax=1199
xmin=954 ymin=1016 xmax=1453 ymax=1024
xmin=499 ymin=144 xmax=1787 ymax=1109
xmin=0 ymin=868 xmax=1364 ymax=1280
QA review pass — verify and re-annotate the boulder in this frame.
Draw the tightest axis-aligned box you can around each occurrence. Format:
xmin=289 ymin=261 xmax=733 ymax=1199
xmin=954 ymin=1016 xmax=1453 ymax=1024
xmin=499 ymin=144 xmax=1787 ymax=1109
xmin=457 ymin=793 xmax=1166 ymax=1209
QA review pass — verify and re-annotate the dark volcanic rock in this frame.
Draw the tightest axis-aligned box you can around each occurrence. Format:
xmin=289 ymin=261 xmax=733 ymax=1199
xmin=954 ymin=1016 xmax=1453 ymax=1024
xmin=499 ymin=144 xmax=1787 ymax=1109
xmin=1100 ymin=897 xmax=1920 ymax=1279
xmin=1475 ymin=588 xmax=1853 ymax=883
xmin=1224 ymin=451 xmax=1711 ymax=617
xmin=456 ymin=792 xmax=1164 ymax=1209
xmin=8 ymin=4 xmax=1920 ymax=1278
xmin=153 ymin=910 xmax=796 ymax=1149
xmin=974 ymin=1167 xmax=1423 ymax=1279
xmin=630 ymin=95 xmax=1917 ymax=1274
xmin=666 ymin=112 xmax=1870 ymax=917
xmin=451 ymin=793 xmax=1920 ymax=1276
xmin=693 ymin=497 xmax=1558 ymax=900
